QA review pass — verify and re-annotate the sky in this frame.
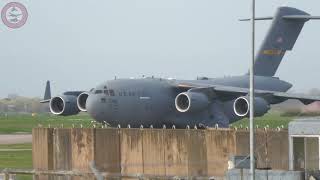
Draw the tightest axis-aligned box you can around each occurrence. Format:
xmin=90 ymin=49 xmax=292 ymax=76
xmin=1 ymin=0 xmax=320 ymax=98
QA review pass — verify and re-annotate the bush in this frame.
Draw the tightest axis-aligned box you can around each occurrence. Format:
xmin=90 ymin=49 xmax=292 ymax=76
xmin=281 ymin=110 xmax=320 ymax=117
xmin=280 ymin=110 xmax=301 ymax=117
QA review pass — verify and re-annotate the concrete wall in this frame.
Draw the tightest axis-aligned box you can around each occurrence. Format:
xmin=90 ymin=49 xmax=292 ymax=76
xmin=142 ymin=129 xmax=166 ymax=175
xmin=71 ymin=128 xmax=95 ymax=180
xmin=164 ymin=129 xmax=188 ymax=176
xmin=32 ymin=128 xmax=53 ymax=180
xmin=53 ymin=128 xmax=71 ymax=180
xmin=95 ymin=128 xmax=121 ymax=173
xmin=188 ymin=130 xmax=208 ymax=176
xmin=32 ymin=128 xmax=289 ymax=178
xmin=206 ymin=129 xmax=236 ymax=176
xmin=120 ymin=129 xmax=143 ymax=175
xmin=235 ymin=130 xmax=269 ymax=169
xmin=267 ymin=130 xmax=289 ymax=170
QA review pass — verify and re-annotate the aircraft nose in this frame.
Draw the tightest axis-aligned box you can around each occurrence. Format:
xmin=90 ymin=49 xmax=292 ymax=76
xmin=86 ymin=94 xmax=101 ymax=121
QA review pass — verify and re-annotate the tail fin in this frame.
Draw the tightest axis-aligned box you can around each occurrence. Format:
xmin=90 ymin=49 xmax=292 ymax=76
xmin=246 ymin=7 xmax=320 ymax=76
xmin=40 ymin=81 xmax=51 ymax=103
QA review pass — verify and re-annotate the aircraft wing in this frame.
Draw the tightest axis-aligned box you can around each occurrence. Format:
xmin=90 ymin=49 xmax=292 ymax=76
xmin=176 ymin=82 xmax=320 ymax=105
xmin=272 ymin=92 xmax=320 ymax=105
xmin=40 ymin=91 xmax=84 ymax=103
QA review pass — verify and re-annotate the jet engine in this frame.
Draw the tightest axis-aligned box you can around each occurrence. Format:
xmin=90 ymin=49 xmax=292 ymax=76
xmin=77 ymin=92 xmax=89 ymax=112
xmin=49 ymin=95 xmax=80 ymax=116
xmin=233 ymin=96 xmax=270 ymax=117
xmin=175 ymin=92 xmax=209 ymax=112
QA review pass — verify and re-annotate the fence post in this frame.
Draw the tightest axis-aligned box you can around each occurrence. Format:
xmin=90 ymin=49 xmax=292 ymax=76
xmin=33 ymin=174 xmax=39 ymax=180
xmin=4 ymin=172 xmax=9 ymax=180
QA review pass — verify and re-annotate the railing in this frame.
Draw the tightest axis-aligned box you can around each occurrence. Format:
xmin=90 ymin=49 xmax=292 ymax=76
xmin=0 ymin=169 xmax=219 ymax=180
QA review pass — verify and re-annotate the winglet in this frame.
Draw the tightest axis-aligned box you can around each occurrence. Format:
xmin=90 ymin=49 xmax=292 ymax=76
xmin=40 ymin=81 xmax=51 ymax=103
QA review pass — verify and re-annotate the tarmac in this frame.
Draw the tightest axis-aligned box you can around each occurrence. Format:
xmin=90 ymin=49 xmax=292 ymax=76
xmin=0 ymin=134 xmax=32 ymax=144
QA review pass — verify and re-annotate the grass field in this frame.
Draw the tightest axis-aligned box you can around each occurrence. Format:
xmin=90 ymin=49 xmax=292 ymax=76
xmin=0 ymin=112 xmax=95 ymax=179
xmin=0 ymin=143 xmax=32 ymax=180
xmin=0 ymin=144 xmax=32 ymax=169
xmin=231 ymin=111 xmax=295 ymax=129
xmin=0 ymin=111 xmax=306 ymax=134
xmin=0 ymin=113 xmax=94 ymax=134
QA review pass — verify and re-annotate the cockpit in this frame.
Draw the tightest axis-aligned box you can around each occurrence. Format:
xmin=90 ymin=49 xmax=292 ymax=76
xmin=94 ymin=90 xmax=103 ymax=94
xmin=103 ymin=89 xmax=115 ymax=96
xmin=91 ymin=85 xmax=115 ymax=96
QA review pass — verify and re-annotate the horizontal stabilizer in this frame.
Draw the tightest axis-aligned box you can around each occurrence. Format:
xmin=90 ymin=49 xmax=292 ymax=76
xmin=282 ymin=15 xmax=320 ymax=20
xmin=40 ymin=99 xmax=50 ymax=103
xmin=239 ymin=16 xmax=273 ymax=21
xmin=240 ymin=15 xmax=320 ymax=22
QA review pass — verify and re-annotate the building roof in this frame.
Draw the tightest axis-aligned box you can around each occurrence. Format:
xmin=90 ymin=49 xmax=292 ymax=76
xmin=289 ymin=118 xmax=320 ymax=135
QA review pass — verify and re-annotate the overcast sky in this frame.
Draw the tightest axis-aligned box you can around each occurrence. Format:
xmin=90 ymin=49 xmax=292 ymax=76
xmin=1 ymin=0 xmax=320 ymax=98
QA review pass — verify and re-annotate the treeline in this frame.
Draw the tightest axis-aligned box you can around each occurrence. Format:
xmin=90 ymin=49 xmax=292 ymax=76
xmin=0 ymin=97 xmax=49 ymax=113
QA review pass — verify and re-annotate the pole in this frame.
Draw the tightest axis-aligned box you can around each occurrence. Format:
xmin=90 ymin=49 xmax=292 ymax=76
xmin=250 ymin=0 xmax=256 ymax=179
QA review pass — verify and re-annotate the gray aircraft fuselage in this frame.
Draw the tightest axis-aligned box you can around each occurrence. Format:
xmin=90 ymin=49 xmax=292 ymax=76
xmin=86 ymin=75 xmax=291 ymax=128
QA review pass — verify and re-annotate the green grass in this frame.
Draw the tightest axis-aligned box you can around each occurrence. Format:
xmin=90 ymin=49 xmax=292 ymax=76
xmin=0 ymin=143 xmax=31 ymax=149
xmin=0 ymin=151 xmax=32 ymax=169
xmin=231 ymin=111 xmax=295 ymax=129
xmin=0 ymin=113 xmax=94 ymax=134
xmin=14 ymin=175 xmax=33 ymax=180
xmin=0 ymin=114 xmax=94 ymax=179
xmin=0 ymin=143 xmax=33 ymax=180
xmin=0 ymin=112 xmax=304 ymax=134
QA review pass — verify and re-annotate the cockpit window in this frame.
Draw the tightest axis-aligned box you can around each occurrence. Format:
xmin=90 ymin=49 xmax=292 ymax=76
xmin=104 ymin=90 xmax=109 ymax=96
xmin=109 ymin=90 xmax=115 ymax=96
xmin=95 ymin=90 xmax=103 ymax=94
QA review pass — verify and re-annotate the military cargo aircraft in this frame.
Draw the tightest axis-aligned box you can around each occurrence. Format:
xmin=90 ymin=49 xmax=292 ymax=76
xmin=41 ymin=7 xmax=320 ymax=128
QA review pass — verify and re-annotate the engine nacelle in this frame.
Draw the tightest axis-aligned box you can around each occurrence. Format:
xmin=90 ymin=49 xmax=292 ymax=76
xmin=49 ymin=95 xmax=80 ymax=116
xmin=233 ymin=96 xmax=270 ymax=117
xmin=77 ymin=92 xmax=89 ymax=112
xmin=175 ymin=92 xmax=209 ymax=112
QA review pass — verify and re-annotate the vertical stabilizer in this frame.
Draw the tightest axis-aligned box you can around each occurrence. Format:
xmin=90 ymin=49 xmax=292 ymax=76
xmin=44 ymin=80 xmax=51 ymax=100
xmin=253 ymin=7 xmax=310 ymax=76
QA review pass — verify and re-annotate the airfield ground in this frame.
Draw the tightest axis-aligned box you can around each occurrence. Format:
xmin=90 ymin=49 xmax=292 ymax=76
xmin=0 ymin=113 xmax=93 ymax=134
xmin=0 ymin=111 xmax=299 ymax=134
xmin=231 ymin=112 xmax=294 ymax=128
xmin=0 ymin=143 xmax=32 ymax=180
xmin=0 ymin=143 xmax=31 ymax=169
xmin=0 ymin=114 xmax=94 ymax=180
xmin=0 ymin=134 xmax=31 ymax=144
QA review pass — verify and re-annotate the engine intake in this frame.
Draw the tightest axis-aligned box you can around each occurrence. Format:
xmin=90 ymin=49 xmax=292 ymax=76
xmin=175 ymin=92 xmax=209 ymax=113
xmin=49 ymin=95 xmax=80 ymax=116
xmin=233 ymin=96 xmax=270 ymax=117
xmin=77 ymin=92 xmax=89 ymax=112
